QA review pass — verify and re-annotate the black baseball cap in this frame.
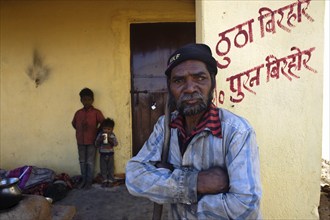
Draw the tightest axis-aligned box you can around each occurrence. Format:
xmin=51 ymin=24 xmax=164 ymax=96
xmin=165 ymin=43 xmax=218 ymax=76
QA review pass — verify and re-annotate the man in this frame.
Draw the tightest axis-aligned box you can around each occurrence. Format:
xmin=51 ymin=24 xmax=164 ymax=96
xmin=125 ymin=43 xmax=262 ymax=219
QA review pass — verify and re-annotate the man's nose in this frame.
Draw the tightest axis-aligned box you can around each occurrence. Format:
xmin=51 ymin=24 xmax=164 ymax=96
xmin=183 ymin=79 xmax=197 ymax=93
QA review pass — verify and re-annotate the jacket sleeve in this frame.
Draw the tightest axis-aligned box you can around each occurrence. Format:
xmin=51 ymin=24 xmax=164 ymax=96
xmin=112 ymin=133 xmax=118 ymax=146
xmin=95 ymin=133 xmax=102 ymax=147
xmin=125 ymin=116 xmax=199 ymax=204
xmin=197 ymin=129 xmax=262 ymax=219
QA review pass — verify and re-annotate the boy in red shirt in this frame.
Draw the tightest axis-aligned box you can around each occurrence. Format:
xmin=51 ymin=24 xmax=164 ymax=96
xmin=72 ymin=88 xmax=105 ymax=189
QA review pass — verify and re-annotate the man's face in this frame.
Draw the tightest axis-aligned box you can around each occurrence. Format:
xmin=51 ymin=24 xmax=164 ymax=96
xmin=169 ymin=60 xmax=213 ymax=116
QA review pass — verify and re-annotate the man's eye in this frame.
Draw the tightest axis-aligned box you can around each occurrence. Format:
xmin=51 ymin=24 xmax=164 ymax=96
xmin=173 ymin=78 xmax=183 ymax=84
xmin=197 ymin=76 xmax=206 ymax=81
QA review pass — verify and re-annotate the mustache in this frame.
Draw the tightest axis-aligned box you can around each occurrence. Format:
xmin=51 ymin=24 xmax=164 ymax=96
xmin=179 ymin=92 xmax=204 ymax=101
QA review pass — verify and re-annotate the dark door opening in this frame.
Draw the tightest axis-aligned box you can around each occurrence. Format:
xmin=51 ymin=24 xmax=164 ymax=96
xmin=130 ymin=22 xmax=195 ymax=156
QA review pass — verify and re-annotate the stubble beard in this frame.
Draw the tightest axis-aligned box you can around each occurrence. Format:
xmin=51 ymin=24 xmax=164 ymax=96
xmin=173 ymin=90 xmax=213 ymax=116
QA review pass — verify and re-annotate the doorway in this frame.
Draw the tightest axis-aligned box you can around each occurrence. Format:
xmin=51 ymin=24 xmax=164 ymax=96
xmin=130 ymin=22 xmax=195 ymax=156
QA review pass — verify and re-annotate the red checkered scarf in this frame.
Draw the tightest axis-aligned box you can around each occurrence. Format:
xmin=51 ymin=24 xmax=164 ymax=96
xmin=170 ymin=103 xmax=222 ymax=146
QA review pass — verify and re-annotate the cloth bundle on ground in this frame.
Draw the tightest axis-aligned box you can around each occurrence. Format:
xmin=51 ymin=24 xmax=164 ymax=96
xmin=4 ymin=165 xmax=73 ymax=202
xmin=6 ymin=166 xmax=55 ymax=190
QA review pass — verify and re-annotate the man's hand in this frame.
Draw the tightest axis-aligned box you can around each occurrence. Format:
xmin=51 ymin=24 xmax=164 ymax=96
xmin=197 ymin=167 xmax=229 ymax=194
xmin=155 ymin=162 xmax=174 ymax=171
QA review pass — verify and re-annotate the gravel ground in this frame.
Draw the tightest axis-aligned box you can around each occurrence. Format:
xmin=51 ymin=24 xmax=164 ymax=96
xmin=319 ymin=190 xmax=330 ymax=220
xmin=55 ymin=159 xmax=330 ymax=220
xmin=320 ymin=159 xmax=330 ymax=220
xmin=55 ymin=183 xmax=169 ymax=220
xmin=55 ymin=183 xmax=330 ymax=220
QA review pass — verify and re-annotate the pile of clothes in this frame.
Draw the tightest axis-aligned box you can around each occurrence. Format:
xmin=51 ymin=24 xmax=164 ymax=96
xmin=0 ymin=166 xmax=74 ymax=202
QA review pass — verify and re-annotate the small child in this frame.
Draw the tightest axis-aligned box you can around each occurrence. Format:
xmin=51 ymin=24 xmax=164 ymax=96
xmin=72 ymin=88 xmax=105 ymax=189
xmin=95 ymin=118 xmax=118 ymax=187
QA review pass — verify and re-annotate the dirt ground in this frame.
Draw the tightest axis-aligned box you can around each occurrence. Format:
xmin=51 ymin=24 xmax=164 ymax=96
xmin=55 ymin=183 xmax=169 ymax=220
xmin=320 ymin=159 xmax=330 ymax=220
xmin=319 ymin=190 xmax=330 ymax=220
xmin=54 ymin=182 xmax=330 ymax=220
xmin=54 ymin=159 xmax=330 ymax=219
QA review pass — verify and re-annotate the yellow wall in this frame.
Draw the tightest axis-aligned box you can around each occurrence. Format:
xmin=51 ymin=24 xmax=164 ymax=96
xmin=1 ymin=0 xmax=326 ymax=219
xmin=197 ymin=0 xmax=324 ymax=219
xmin=0 ymin=0 xmax=194 ymax=174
